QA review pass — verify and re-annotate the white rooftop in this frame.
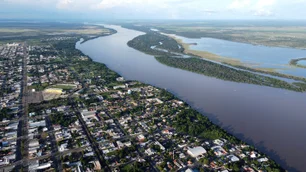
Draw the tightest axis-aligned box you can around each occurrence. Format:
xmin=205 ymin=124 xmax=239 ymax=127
xmin=187 ymin=146 xmax=207 ymax=157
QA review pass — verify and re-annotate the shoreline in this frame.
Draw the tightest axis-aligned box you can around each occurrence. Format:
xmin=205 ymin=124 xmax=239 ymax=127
xmin=170 ymin=34 xmax=306 ymax=82
xmin=169 ymin=35 xmax=246 ymax=66
xmin=79 ymin=28 xmax=118 ymax=44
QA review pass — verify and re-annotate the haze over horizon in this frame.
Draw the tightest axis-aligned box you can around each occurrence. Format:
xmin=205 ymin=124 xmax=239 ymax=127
xmin=1 ymin=0 xmax=306 ymax=20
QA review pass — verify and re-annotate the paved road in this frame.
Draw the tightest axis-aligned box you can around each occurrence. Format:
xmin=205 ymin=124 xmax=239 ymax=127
xmin=15 ymin=42 xmax=29 ymax=171
xmin=74 ymin=107 xmax=111 ymax=172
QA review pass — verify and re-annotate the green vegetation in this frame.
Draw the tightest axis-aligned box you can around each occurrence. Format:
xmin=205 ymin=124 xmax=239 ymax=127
xmin=0 ymin=108 xmax=14 ymax=121
xmin=173 ymin=108 xmax=283 ymax=171
xmin=49 ymin=84 xmax=76 ymax=90
xmin=290 ymin=58 xmax=306 ymax=68
xmin=50 ymin=112 xmax=77 ymax=127
xmin=173 ymin=109 xmax=241 ymax=142
xmin=0 ymin=22 xmax=113 ymax=44
xmin=127 ymin=32 xmax=183 ymax=55
xmin=293 ymin=82 xmax=306 ymax=90
xmin=225 ymin=63 xmax=306 ymax=83
xmin=120 ymin=161 xmax=151 ymax=172
xmin=140 ymin=21 xmax=306 ymax=49
xmin=128 ymin=32 xmax=306 ymax=92
xmin=28 ymin=82 xmax=49 ymax=91
xmin=156 ymin=56 xmax=306 ymax=92
xmin=28 ymin=98 xmax=70 ymax=112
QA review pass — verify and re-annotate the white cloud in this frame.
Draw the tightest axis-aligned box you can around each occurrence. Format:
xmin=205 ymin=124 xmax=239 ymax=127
xmin=255 ymin=0 xmax=276 ymax=8
xmin=56 ymin=0 xmax=74 ymax=9
xmin=227 ymin=0 xmax=278 ymax=17
xmin=94 ymin=0 xmax=175 ymax=10
xmin=254 ymin=9 xmax=274 ymax=16
xmin=253 ymin=0 xmax=276 ymax=17
xmin=2 ymin=0 xmax=306 ymax=19
xmin=228 ymin=0 xmax=251 ymax=10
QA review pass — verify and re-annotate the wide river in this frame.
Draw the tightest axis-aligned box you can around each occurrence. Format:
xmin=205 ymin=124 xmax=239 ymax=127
xmin=76 ymin=25 xmax=306 ymax=172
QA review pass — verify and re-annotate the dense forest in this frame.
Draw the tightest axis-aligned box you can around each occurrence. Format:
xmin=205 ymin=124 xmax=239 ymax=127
xmin=173 ymin=109 xmax=240 ymax=142
xmin=223 ymin=62 xmax=306 ymax=82
xmin=156 ymin=56 xmax=306 ymax=92
xmin=127 ymin=32 xmax=183 ymax=56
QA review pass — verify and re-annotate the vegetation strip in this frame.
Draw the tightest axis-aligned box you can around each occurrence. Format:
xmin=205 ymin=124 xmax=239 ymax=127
xmin=290 ymin=57 xmax=306 ymax=69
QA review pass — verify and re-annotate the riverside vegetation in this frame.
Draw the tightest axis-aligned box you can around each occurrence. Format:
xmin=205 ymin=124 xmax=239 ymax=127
xmin=127 ymin=29 xmax=306 ymax=92
xmin=290 ymin=57 xmax=306 ymax=69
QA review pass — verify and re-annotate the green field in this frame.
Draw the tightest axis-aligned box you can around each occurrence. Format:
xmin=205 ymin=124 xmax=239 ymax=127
xmin=0 ymin=22 xmax=113 ymax=44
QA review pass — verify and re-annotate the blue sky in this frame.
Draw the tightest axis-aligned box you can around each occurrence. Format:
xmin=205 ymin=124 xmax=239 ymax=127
xmin=1 ymin=0 xmax=306 ymax=20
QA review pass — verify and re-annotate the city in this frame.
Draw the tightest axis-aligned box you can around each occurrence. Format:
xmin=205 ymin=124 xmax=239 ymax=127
xmin=0 ymin=35 xmax=282 ymax=171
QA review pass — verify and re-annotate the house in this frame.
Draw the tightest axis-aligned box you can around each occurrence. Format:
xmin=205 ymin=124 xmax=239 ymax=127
xmin=211 ymin=146 xmax=227 ymax=157
xmin=227 ymin=155 xmax=239 ymax=162
xmin=137 ymin=134 xmax=146 ymax=142
xmin=29 ymin=120 xmax=46 ymax=128
xmin=113 ymin=85 xmax=126 ymax=89
xmin=91 ymin=160 xmax=101 ymax=170
xmin=29 ymin=140 xmax=39 ymax=147
xmin=116 ymin=77 xmax=125 ymax=82
xmin=5 ymin=122 xmax=19 ymax=130
xmin=187 ymin=146 xmax=207 ymax=158
xmin=185 ymin=168 xmax=198 ymax=172
xmin=145 ymin=148 xmax=155 ymax=156
xmin=29 ymin=161 xmax=51 ymax=171
xmin=155 ymin=141 xmax=165 ymax=151
xmin=81 ymin=109 xmax=97 ymax=121
xmin=250 ymin=151 xmax=257 ymax=158
xmin=59 ymin=143 xmax=68 ymax=152
xmin=0 ymin=157 xmax=9 ymax=166
xmin=116 ymin=141 xmax=124 ymax=149
xmin=257 ymin=157 xmax=268 ymax=162
xmin=213 ymin=139 xmax=226 ymax=146
xmin=36 ymin=163 xmax=51 ymax=170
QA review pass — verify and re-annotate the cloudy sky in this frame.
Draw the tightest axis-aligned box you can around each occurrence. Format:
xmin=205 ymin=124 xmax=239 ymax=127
xmin=1 ymin=0 xmax=306 ymax=20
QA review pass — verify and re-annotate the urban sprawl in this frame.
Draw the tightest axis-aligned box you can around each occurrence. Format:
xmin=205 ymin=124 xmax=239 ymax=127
xmin=0 ymin=36 xmax=283 ymax=172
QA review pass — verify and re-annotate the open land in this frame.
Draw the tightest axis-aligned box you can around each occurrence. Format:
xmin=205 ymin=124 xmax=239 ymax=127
xmin=146 ymin=21 xmax=306 ymax=49
xmin=0 ymin=22 xmax=115 ymax=45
